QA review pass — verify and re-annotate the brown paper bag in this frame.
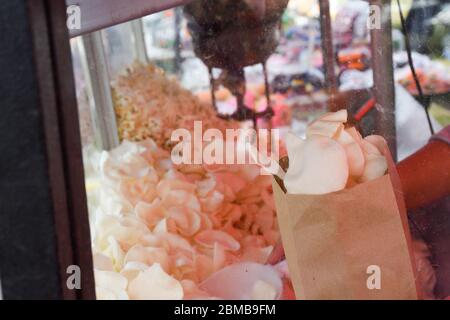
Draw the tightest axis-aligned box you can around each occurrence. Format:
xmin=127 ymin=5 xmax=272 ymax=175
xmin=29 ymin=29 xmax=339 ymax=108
xmin=272 ymin=144 xmax=420 ymax=300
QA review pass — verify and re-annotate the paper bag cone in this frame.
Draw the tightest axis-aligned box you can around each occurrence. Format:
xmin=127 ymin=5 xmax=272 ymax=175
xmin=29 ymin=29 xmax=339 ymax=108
xmin=272 ymin=143 xmax=420 ymax=300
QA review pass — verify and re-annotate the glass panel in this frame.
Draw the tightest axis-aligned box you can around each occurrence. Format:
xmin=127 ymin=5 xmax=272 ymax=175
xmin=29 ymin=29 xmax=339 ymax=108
xmin=102 ymin=22 xmax=138 ymax=77
xmin=71 ymin=0 xmax=450 ymax=300
xmin=71 ymin=38 xmax=96 ymax=147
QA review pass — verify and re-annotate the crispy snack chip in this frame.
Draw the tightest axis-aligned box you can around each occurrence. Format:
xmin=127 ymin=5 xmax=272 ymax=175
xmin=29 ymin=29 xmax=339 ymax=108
xmin=284 ymin=109 xmax=388 ymax=194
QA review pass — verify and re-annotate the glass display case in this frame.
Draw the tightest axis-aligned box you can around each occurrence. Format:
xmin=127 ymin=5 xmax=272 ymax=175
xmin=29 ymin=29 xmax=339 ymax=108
xmin=0 ymin=0 xmax=449 ymax=300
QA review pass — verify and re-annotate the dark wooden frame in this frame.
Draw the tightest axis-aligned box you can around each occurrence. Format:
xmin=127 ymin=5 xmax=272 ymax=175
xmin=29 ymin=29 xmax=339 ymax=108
xmin=0 ymin=0 xmax=94 ymax=299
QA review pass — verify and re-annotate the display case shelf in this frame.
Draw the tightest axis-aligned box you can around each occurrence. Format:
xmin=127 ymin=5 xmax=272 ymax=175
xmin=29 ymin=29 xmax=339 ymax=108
xmin=66 ymin=0 xmax=193 ymax=37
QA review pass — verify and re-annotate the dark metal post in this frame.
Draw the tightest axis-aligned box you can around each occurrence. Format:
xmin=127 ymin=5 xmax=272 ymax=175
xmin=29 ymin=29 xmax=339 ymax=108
xmin=370 ymin=0 xmax=397 ymax=160
xmin=81 ymin=31 xmax=120 ymax=150
xmin=174 ymin=7 xmax=183 ymax=74
xmin=318 ymin=0 xmax=338 ymax=93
